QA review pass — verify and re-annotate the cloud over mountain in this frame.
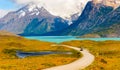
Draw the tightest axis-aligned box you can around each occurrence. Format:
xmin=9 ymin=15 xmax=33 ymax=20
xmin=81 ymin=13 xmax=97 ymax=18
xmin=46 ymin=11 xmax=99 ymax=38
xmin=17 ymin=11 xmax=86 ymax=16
xmin=11 ymin=0 xmax=90 ymax=5
xmin=11 ymin=0 xmax=91 ymax=18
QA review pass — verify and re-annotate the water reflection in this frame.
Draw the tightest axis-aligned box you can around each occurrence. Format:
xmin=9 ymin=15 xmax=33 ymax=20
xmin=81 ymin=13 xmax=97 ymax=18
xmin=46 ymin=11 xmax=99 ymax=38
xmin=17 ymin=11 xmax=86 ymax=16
xmin=16 ymin=51 xmax=72 ymax=58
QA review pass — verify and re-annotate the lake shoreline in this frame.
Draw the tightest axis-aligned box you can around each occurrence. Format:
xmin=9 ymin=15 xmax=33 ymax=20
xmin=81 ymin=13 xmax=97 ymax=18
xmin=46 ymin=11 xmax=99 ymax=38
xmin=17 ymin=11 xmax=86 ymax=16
xmin=25 ymin=36 xmax=120 ymax=43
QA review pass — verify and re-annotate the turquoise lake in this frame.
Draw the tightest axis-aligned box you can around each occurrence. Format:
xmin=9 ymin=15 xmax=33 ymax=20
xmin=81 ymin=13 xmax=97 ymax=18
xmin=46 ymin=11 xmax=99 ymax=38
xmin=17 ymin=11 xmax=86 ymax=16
xmin=25 ymin=36 xmax=120 ymax=43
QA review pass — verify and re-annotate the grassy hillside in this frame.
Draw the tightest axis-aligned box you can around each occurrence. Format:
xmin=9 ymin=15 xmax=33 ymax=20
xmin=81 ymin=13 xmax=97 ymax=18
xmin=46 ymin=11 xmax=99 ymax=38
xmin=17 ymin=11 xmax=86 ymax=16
xmin=0 ymin=30 xmax=18 ymax=36
xmin=62 ymin=40 xmax=120 ymax=70
xmin=0 ymin=35 xmax=81 ymax=70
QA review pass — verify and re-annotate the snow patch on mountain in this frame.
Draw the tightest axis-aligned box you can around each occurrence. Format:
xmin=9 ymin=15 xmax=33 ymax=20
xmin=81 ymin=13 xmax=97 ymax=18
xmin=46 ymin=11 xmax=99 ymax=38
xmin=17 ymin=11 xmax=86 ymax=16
xmin=16 ymin=0 xmax=91 ymax=19
xmin=1 ymin=0 xmax=92 ymax=19
xmin=26 ymin=3 xmax=42 ymax=12
xmin=18 ymin=10 xmax=26 ymax=18
xmin=17 ymin=3 xmax=43 ymax=17
xmin=34 ymin=11 xmax=39 ymax=15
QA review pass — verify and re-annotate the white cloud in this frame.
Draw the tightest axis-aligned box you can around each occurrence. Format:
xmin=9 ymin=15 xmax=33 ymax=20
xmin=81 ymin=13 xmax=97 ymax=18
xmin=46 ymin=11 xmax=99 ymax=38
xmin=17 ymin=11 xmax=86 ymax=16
xmin=0 ymin=9 xmax=11 ymax=18
xmin=12 ymin=0 xmax=91 ymax=5
xmin=11 ymin=0 xmax=91 ymax=18
xmin=11 ymin=0 xmax=39 ymax=5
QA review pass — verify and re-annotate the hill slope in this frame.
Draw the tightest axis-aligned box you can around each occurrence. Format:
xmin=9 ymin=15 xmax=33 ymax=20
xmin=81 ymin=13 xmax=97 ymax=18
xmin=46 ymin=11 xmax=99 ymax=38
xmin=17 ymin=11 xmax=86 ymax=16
xmin=0 ymin=30 xmax=18 ymax=36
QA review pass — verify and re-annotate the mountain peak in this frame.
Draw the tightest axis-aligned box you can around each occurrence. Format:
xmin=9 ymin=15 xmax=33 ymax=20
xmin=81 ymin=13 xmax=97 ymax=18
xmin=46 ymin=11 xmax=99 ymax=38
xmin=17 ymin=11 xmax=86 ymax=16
xmin=23 ymin=3 xmax=43 ymax=12
xmin=22 ymin=0 xmax=90 ymax=19
xmin=16 ymin=3 xmax=46 ymax=18
xmin=93 ymin=0 xmax=120 ymax=8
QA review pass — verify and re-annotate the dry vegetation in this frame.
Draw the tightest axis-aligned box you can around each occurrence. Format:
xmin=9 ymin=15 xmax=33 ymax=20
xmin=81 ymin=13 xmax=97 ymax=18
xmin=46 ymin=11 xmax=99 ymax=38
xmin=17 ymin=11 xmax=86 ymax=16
xmin=0 ymin=35 xmax=81 ymax=70
xmin=62 ymin=40 xmax=120 ymax=70
xmin=1 ymin=32 xmax=119 ymax=70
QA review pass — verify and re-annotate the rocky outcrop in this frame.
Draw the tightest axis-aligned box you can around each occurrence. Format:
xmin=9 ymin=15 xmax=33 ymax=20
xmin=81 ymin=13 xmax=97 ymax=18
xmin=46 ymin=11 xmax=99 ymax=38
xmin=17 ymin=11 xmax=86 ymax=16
xmin=93 ymin=0 xmax=120 ymax=8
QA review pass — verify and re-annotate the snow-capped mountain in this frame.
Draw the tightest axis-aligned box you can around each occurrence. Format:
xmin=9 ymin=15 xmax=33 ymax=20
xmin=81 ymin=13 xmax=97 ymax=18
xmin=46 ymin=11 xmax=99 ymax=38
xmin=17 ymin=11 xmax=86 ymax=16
xmin=61 ymin=0 xmax=120 ymax=36
xmin=0 ymin=0 xmax=90 ymax=20
xmin=24 ymin=0 xmax=91 ymax=19
xmin=0 ymin=3 xmax=68 ymax=35
xmin=0 ymin=0 xmax=91 ymax=35
xmin=15 ymin=3 xmax=42 ymax=18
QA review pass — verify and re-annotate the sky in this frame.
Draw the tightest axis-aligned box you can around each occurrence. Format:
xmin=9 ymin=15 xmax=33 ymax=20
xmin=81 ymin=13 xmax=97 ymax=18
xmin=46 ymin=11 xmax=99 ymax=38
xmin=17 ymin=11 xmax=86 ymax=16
xmin=0 ymin=0 xmax=90 ymax=18
xmin=0 ymin=0 xmax=18 ymax=18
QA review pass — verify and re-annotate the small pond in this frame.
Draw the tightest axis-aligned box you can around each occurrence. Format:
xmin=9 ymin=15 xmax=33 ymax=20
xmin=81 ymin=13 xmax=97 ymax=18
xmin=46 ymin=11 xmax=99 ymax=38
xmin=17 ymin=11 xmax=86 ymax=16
xmin=16 ymin=51 xmax=72 ymax=58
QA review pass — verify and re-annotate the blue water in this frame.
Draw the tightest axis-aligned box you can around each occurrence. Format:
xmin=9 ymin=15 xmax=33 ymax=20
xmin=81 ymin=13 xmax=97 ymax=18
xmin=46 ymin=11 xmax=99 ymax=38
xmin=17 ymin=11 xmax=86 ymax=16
xmin=16 ymin=51 xmax=72 ymax=58
xmin=25 ymin=36 xmax=120 ymax=43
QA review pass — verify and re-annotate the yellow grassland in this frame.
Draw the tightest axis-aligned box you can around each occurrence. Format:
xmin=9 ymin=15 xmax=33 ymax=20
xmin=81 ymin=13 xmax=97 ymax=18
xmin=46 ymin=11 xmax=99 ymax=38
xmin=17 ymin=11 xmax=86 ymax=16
xmin=62 ymin=40 xmax=120 ymax=70
xmin=0 ymin=36 xmax=81 ymax=70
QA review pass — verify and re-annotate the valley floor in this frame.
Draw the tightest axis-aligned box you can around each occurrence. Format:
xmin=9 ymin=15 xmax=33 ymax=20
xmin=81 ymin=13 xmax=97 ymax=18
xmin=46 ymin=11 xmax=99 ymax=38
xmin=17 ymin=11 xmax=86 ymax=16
xmin=0 ymin=35 xmax=120 ymax=70
xmin=0 ymin=36 xmax=81 ymax=70
xmin=62 ymin=40 xmax=120 ymax=70
xmin=44 ymin=45 xmax=94 ymax=70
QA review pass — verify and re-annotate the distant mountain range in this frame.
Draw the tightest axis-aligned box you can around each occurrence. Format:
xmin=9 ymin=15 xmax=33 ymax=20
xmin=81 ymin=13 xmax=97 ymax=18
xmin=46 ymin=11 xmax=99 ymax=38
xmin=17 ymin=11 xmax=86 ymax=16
xmin=61 ymin=1 xmax=120 ymax=35
xmin=0 ymin=0 xmax=120 ymax=37
xmin=43 ymin=0 xmax=120 ymax=37
xmin=0 ymin=1 xmax=87 ymax=35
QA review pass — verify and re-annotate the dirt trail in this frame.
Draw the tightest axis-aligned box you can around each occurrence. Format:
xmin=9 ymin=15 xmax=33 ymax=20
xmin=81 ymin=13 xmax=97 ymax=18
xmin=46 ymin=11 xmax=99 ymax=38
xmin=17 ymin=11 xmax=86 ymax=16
xmin=43 ymin=45 xmax=95 ymax=70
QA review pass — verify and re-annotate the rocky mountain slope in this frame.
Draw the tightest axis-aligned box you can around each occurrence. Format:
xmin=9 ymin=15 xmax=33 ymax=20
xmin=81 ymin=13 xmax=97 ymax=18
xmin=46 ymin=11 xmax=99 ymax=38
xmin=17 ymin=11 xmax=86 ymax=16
xmin=55 ymin=0 xmax=120 ymax=36
xmin=0 ymin=3 xmax=68 ymax=35
xmin=93 ymin=0 xmax=120 ymax=8
xmin=0 ymin=0 xmax=120 ymax=37
xmin=0 ymin=0 xmax=90 ymax=35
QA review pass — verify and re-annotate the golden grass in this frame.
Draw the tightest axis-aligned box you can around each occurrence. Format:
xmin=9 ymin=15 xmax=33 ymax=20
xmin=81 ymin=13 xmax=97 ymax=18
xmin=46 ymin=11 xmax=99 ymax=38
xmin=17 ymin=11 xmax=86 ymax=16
xmin=0 ymin=55 xmax=77 ymax=70
xmin=0 ymin=36 xmax=81 ymax=70
xmin=62 ymin=40 xmax=120 ymax=70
